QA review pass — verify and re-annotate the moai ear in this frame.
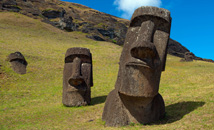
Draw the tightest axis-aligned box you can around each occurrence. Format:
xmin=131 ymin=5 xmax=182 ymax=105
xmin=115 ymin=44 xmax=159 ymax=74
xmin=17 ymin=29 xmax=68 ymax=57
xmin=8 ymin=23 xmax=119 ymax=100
xmin=153 ymin=30 xmax=170 ymax=71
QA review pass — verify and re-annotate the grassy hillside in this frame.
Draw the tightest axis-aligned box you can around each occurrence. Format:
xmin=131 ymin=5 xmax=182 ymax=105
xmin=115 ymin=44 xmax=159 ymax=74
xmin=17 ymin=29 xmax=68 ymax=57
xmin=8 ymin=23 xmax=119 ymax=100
xmin=0 ymin=12 xmax=213 ymax=130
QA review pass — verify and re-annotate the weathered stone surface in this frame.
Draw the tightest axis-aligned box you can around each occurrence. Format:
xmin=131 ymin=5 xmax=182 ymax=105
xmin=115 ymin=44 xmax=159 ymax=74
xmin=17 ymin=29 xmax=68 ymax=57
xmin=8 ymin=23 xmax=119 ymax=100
xmin=180 ymin=52 xmax=194 ymax=62
xmin=168 ymin=39 xmax=190 ymax=58
xmin=42 ymin=8 xmax=65 ymax=19
xmin=62 ymin=47 xmax=93 ymax=107
xmin=184 ymin=52 xmax=194 ymax=61
xmin=102 ymin=6 xmax=171 ymax=126
xmin=59 ymin=16 xmax=79 ymax=31
xmin=1 ymin=0 xmax=21 ymax=12
xmin=86 ymin=35 xmax=105 ymax=41
xmin=8 ymin=52 xmax=28 ymax=74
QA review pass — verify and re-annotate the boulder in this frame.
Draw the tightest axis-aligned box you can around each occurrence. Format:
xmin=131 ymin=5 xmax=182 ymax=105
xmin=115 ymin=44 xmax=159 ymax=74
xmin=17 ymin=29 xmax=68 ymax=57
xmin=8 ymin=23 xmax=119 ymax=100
xmin=2 ymin=0 xmax=21 ymax=12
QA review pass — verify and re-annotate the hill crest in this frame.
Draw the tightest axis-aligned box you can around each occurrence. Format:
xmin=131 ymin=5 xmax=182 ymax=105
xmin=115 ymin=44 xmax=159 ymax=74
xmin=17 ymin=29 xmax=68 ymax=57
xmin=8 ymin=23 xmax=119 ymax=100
xmin=0 ymin=0 xmax=213 ymax=62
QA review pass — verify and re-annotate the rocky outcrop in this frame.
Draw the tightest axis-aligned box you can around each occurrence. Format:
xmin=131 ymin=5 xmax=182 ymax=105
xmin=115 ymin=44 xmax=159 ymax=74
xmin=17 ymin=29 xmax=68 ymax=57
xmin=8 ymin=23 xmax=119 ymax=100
xmin=1 ymin=0 xmax=21 ymax=12
xmin=168 ymin=39 xmax=190 ymax=58
xmin=168 ymin=39 xmax=214 ymax=62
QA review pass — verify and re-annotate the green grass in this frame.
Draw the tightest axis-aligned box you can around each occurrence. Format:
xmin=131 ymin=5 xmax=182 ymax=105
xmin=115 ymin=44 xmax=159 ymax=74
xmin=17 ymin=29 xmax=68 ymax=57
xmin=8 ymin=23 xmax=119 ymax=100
xmin=0 ymin=12 xmax=214 ymax=130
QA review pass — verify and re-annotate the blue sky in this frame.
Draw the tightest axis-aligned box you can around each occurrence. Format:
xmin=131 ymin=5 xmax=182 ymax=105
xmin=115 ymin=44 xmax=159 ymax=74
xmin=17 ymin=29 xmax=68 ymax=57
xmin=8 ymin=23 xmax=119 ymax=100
xmin=62 ymin=0 xmax=214 ymax=60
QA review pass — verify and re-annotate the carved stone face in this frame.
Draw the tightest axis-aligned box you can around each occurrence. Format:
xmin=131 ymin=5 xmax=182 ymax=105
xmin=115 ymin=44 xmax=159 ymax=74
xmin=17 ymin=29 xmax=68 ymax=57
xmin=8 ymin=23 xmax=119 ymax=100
xmin=8 ymin=52 xmax=28 ymax=74
xmin=184 ymin=52 xmax=194 ymax=61
xmin=117 ymin=7 xmax=171 ymax=98
xmin=62 ymin=47 xmax=93 ymax=107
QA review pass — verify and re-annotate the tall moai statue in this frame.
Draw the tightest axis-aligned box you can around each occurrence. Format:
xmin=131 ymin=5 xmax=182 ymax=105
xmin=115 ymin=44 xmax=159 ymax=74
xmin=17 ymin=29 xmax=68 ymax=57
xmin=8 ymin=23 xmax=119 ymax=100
xmin=8 ymin=51 xmax=28 ymax=74
xmin=102 ymin=6 xmax=171 ymax=126
xmin=62 ymin=47 xmax=93 ymax=107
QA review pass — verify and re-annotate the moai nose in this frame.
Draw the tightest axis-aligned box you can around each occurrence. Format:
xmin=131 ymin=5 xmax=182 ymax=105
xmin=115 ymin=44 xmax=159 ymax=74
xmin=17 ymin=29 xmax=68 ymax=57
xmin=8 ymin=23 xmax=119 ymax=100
xmin=131 ymin=21 xmax=156 ymax=56
xmin=138 ymin=20 xmax=155 ymax=42
xmin=130 ymin=21 xmax=157 ymax=68
xmin=68 ymin=57 xmax=84 ymax=86
xmin=72 ymin=57 xmax=81 ymax=77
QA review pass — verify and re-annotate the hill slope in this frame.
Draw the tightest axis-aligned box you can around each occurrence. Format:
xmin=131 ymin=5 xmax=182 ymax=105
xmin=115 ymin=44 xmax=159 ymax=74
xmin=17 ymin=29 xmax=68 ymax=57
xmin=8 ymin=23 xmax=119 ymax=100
xmin=0 ymin=0 xmax=129 ymax=45
xmin=1 ymin=0 xmax=213 ymax=62
xmin=0 ymin=12 xmax=214 ymax=129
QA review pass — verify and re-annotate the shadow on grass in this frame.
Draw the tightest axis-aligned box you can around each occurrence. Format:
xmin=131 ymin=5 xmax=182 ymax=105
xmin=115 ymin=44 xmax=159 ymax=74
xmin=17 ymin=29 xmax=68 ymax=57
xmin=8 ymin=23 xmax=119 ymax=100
xmin=91 ymin=95 xmax=107 ymax=105
xmin=154 ymin=101 xmax=205 ymax=124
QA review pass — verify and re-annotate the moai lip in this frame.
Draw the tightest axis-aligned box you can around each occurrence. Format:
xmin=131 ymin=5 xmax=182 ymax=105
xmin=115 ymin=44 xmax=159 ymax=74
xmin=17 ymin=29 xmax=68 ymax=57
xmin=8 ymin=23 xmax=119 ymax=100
xmin=62 ymin=47 xmax=93 ymax=107
xmin=102 ymin=6 xmax=171 ymax=127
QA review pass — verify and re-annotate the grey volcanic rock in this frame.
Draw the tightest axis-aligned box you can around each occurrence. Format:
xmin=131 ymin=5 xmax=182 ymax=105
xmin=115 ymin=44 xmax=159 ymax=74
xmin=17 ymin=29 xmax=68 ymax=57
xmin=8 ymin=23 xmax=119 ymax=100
xmin=42 ymin=9 xmax=65 ymax=19
xmin=102 ymin=6 xmax=171 ymax=127
xmin=1 ymin=0 xmax=21 ymax=12
xmin=86 ymin=35 xmax=105 ymax=41
xmin=59 ymin=16 xmax=80 ymax=31
xmin=62 ymin=47 xmax=93 ymax=107
xmin=8 ymin=52 xmax=28 ymax=74
xmin=168 ymin=39 xmax=190 ymax=58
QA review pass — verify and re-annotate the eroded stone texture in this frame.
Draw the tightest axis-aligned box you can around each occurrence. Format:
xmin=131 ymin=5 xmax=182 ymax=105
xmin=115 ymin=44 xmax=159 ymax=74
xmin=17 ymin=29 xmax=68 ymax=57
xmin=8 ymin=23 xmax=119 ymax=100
xmin=8 ymin=52 xmax=28 ymax=74
xmin=180 ymin=52 xmax=194 ymax=62
xmin=102 ymin=6 xmax=171 ymax=127
xmin=62 ymin=47 xmax=93 ymax=107
xmin=184 ymin=52 xmax=194 ymax=61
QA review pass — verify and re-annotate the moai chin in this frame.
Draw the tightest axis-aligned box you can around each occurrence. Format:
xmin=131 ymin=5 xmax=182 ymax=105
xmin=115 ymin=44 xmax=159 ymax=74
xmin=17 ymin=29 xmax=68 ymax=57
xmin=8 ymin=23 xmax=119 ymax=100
xmin=102 ymin=6 xmax=171 ymax=126
xmin=62 ymin=47 xmax=93 ymax=107
xmin=8 ymin=52 xmax=28 ymax=74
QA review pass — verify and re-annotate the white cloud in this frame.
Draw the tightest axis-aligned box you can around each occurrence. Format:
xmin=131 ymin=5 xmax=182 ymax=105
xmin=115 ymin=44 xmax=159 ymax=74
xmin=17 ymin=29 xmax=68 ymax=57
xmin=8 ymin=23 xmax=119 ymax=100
xmin=114 ymin=0 xmax=162 ymax=19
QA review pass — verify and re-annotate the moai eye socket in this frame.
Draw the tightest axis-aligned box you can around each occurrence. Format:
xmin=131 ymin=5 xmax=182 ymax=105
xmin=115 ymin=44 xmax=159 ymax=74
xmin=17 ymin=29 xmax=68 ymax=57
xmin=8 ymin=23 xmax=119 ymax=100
xmin=65 ymin=54 xmax=91 ymax=63
xmin=130 ymin=15 xmax=171 ymax=34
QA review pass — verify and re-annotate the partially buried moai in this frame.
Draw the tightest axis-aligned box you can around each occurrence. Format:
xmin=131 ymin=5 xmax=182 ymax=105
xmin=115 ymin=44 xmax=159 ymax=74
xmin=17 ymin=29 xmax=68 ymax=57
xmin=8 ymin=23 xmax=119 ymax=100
xmin=184 ymin=52 xmax=194 ymax=61
xmin=8 ymin=51 xmax=28 ymax=74
xmin=180 ymin=52 xmax=194 ymax=62
xmin=102 ymin=6 xmax=171 ymax=126
xmin=62 ymin=47 xmax=93 ymax=107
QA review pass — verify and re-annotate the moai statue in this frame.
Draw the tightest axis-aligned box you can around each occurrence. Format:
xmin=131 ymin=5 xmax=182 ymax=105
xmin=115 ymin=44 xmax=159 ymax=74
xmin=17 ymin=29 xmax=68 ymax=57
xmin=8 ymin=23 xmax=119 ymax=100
xmin=8 ymin=52 xmax=28 ymax=74
xmin=62 ymin=47 xmax=93 ymax=107
xmin=102 ymin=6 xmax=171 ymax=126
xmin=184 ymin=52 xmax=194 ymax=61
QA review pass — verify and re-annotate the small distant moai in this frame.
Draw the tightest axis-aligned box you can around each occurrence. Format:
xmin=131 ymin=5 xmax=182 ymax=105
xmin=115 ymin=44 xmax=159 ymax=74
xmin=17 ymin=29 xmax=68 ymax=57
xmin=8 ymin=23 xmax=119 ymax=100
xmin=102 ymin=6 xmax=171 ymax=126
xmin=184 ymin=52 xmax=194 ymax=61
xmin=8 ymin=52 xmax=28 ymax=74
xmin=62 ymin=47 xmax=93 ymax=107
xmin=180 ymin=52 xmax=194 ymax=62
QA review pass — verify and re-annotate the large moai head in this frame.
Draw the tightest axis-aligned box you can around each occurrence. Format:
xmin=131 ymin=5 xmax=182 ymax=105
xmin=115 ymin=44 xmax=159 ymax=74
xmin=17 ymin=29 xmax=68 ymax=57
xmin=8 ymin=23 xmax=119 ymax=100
xmin=102 ymin=7 xmax=171 ymax=126
xmin=62 ymin=47 xmax=93 ymax=107
xmin=116 ymin=6 xmax=171 ymax=98
xmin=8 ymin=52 xmax=28 ymax=74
